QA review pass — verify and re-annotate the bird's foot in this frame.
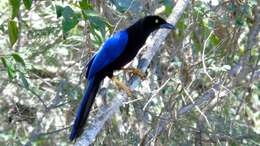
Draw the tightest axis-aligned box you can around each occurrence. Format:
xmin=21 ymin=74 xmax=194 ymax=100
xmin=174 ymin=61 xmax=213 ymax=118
xmin=111 ymin=77 xmax=132 ymax=96
xmin=122 ymin=68 xmax=145 ymax=80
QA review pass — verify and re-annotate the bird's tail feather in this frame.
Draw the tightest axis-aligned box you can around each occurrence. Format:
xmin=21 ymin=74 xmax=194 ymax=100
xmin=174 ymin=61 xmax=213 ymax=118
xmin=70 ymin=76 xmax=102 ymax=141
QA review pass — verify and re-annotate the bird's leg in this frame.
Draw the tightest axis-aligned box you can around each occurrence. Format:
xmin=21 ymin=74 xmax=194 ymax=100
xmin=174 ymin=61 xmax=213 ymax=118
xmin=111 ymin=77 xmax=132 ymax=96
xmin=122 ymin=68 xmax=145 ymax=80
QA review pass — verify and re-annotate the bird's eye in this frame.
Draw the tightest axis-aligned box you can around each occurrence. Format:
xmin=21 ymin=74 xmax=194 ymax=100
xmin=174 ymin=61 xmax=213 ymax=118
xmin=155 ymin=19 xmax=159 ymax=23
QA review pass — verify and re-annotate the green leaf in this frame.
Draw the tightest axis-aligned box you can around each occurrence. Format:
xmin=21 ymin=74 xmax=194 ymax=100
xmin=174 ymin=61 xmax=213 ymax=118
xmin=62 ymin=6 xmax=80 ymax=33
xmin=23 ymin=0 xmax=32 ymax=10
xmin=83 ymin=10 xmax=110 ymax=25
xmin=55 ymin=5 xmax=63 ymax=18
xmin=251 ymin=47 xmax=258 ymax=56
xmin=210 ymin=34 xmax=220 ymax=46
xmin=79 ymin=0 xmax=93 ymax=10
xmin=19 ymin=73 xmax=29 ymax=89
xmin=89 ymin=26 xmax=104 ymax=47
xmin=84 ymin=10 xmax=111 ymax=47
xmin=163 ymin=0 xmax=173 ymax=15
xmin=1 ymin=57 xmax=15 ymax=80
xmin=227 ymin=3 xmax=236 ymax=13
xmin=235 ymin=17 xmax=244 ymax=26
xmin=12 ymin=53 xmax=25 ymax=66
xmin=82 ymin=9 xmax=112 ymax=33
xmin=191 ymin=32 xmax=202 ymax=52
xmin=9 ymin=0 xmax=20 ymax=19
xmin=176 ymin=17 xmax=187 ymax=32
xmin=82 ymin=9 xmax=100 ymax=18
xmin=8 ymin=20 xmax=19 ymax=47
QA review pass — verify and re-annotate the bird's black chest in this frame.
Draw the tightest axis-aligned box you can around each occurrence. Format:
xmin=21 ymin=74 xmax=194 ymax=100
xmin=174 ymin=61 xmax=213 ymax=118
xmin=122 ymin=36 xmax=146 ymax=63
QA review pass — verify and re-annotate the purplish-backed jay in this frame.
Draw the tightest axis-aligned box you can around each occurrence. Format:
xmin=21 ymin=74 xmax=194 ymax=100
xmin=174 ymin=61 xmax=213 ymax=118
xmin=70 ymin=15 xmax=174 ymax=141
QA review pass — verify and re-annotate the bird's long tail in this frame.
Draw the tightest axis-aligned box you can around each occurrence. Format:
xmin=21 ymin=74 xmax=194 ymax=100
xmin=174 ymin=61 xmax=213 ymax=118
xmin=69 ymin=76 xmax=103 ymax=141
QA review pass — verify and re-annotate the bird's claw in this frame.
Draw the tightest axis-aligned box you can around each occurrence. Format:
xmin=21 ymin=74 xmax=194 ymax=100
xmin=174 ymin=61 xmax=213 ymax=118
xmin=111 ymin=77 xmax=133 ymax=96
xmin=123 ymin=68 xmax=146 ymax=80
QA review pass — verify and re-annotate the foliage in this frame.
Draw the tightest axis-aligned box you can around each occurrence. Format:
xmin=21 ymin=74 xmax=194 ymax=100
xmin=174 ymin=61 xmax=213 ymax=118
xmin=0 ymin=0 xmax=259 ymax=145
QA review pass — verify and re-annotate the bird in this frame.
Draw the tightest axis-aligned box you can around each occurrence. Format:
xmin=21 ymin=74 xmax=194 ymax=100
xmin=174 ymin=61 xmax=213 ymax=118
xmin=70 ymin=15 xmax=174 ymax=141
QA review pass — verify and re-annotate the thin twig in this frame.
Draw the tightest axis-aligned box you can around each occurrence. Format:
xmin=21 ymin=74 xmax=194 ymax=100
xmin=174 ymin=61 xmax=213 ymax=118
xmin=112 ymin=0 xmax=136 ymax=34
xmin=183 ymin=88 xmax=211 ymax=128
xmin=202 ymin=31 xmax=214 ymax=81
xmin=143 ymin=78 xmax=171 ymax=111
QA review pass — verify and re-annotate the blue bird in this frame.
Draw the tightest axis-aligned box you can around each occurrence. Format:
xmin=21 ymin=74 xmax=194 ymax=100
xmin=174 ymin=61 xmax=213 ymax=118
xmin=70 ymin=15 xmax=174 ymax=141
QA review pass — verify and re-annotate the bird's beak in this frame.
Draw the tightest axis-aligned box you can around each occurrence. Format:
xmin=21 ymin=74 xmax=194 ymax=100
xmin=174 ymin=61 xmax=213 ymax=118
xmin=160 ymin=23 xmax=175 ymax=29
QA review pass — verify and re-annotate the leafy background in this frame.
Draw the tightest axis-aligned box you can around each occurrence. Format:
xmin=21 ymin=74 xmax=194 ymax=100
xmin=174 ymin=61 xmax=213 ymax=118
xmin=0 ymin=0 xmax=259 ymax=145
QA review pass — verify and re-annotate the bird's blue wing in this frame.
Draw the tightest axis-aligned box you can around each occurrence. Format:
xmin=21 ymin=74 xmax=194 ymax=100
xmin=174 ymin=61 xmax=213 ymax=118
xmin=85 ymin=54 xmax=96 ymax=78
xmin=87 ymin=30 xmax=128 ymax=79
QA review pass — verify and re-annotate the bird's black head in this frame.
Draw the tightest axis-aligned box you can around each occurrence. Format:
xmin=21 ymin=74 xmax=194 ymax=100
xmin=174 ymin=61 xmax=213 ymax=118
xmin=141 ymin=15 xmax=175 ymax=33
